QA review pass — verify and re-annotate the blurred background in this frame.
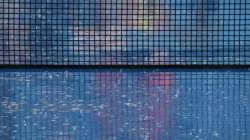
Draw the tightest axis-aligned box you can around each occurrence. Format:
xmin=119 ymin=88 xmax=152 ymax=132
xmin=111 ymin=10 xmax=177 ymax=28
xmin=0 ymin=0 xmax=250 ymax=65
xmin=0 ymin=1 xmax=250 ymax=140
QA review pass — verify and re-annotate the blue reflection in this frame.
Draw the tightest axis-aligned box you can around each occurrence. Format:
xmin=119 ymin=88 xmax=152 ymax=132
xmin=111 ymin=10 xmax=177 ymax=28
xmin=0 ymin=69 xmax=249 ymax=140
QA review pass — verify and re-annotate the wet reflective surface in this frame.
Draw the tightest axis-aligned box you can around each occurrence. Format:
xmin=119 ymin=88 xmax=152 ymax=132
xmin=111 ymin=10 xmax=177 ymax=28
xmin=0 ymin=69 xmax=249 ymax=140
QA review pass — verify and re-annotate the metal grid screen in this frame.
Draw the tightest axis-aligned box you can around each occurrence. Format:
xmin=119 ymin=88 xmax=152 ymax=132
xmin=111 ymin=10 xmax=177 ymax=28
xmin=0 ymin=0 xmax=249 ymax=66
xmin=0 ymin=69 xmax=249 ymax=139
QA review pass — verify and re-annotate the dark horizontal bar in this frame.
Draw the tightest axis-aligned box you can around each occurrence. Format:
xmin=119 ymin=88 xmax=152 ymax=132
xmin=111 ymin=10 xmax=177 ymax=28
xmin=0 ymin=65 xmax=250 ymax=71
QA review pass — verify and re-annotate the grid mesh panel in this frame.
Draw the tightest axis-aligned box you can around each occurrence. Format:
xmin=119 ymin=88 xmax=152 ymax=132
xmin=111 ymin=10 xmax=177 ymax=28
xmin=0 ymin=69 xmax=249 ymax=139
xmin=0 ymin=0 xmax=250 ymax=65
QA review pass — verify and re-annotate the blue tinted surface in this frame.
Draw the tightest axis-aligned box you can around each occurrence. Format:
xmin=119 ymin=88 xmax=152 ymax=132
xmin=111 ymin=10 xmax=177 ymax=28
xmin=0 ymin=69 xmax=249 ymax=140
xmin=1 ymin=0 xmax=250 ymax=65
